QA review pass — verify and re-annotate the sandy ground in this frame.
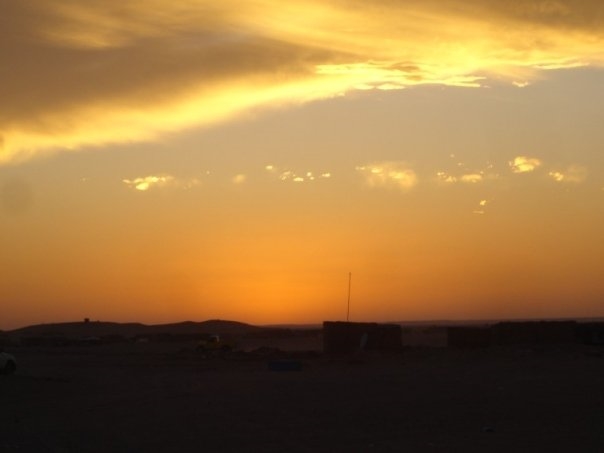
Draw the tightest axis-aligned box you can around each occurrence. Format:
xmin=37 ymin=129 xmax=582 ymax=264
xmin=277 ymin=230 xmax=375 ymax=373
xmin=2 ymin=340 xmax=604 ymax=452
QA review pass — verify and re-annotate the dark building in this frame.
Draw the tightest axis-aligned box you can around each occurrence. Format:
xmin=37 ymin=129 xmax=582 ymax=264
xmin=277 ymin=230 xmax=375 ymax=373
xmin=491 ymin=321 xmax=577 ymax=345
xmin=447 ymin=326 xmax=491 ymax=348
xmin=323 ymin=321 xmax=402 ymax=354
xmin=575 ymin=322 xmax=604 ymax=345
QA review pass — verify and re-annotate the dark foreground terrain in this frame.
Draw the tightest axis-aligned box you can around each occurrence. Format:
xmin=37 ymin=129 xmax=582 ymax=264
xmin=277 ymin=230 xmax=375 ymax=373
xmin=2 ymin=341 xmax=604 ymax=452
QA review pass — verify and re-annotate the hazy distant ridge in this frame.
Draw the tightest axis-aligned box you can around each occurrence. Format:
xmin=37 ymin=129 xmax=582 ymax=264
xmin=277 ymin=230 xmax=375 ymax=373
xmin=7 ymin=319 xmax=262 ymax=339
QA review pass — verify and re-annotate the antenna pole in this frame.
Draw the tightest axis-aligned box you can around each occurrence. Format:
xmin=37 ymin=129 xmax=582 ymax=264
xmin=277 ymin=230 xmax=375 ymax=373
xmin=347 ymin=272 xmax=351 ymax=322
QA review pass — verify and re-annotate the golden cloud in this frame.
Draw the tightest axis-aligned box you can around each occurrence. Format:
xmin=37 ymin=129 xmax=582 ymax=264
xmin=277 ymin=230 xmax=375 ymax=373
xmin=232 ymin=174 xmax=247 ymax=184
xmin=2 ymin=1 xmax=604 ymax=163
xmin=436 ymin=170 xmax=490 ymax=184
xmin=357 ymin=162 xmax=418 ymax=191
xmin=461 ymin=174 xmax=484 ymax=183
xmin=510 ymin=156 xmax=543 ymax=173
xmin=123 ymin=175 xmax=174 ymax=191
xmin=122 ymin=174 xmax=200 ymax=191
xmin=265 ymin=165 xmax=332 ymax=183
xmin=548 ymin=165 xmax=587 ymax=183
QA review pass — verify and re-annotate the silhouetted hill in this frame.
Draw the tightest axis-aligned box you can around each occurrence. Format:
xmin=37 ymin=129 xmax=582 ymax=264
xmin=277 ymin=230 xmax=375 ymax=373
xmin=8 ymin=319 xmax=262 ymax=340
xmin=146 ymin=320 xmax=263 ymax=335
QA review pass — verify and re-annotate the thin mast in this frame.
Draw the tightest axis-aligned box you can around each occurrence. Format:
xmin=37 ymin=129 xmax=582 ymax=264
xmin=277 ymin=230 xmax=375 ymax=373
xmin=347 ymin=272 xmax=352 ymax=322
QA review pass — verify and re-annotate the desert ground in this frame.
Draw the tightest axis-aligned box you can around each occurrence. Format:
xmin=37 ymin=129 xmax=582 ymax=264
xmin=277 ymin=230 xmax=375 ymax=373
xmin=2 ymin=334 xmax=604 ymax=452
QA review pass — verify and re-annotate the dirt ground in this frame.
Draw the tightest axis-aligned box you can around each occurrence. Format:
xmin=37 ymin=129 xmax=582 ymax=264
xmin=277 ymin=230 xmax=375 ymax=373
xmin=2 ymin=340 xmax=604 ymax=452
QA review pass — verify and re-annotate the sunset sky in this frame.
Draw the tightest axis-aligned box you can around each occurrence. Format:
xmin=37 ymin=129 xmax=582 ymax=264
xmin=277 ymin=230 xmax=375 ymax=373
xmin=1 ymin=1 xmax=604 ymax=330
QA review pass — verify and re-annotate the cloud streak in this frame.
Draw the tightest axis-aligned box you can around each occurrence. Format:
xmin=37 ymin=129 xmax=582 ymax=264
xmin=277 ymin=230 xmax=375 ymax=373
xmin=549 ymin=165 xmax=588 ymax=183
xmin=510 ymin=156 xmax=543 ymax=173
xmin=265 ymin=164 xmax=332 ymax=183
xmin=122 ymin=174 xmax=200 ymax=191
xmin=357 ymin=162 xmax=418 ymax=191
xmin=2 ymin=0 xmax=604 ymax=163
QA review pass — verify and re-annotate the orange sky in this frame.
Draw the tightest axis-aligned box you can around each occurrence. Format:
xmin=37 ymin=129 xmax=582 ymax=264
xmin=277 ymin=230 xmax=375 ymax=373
xmin=1 ymin=1 xmax=604 ymax=329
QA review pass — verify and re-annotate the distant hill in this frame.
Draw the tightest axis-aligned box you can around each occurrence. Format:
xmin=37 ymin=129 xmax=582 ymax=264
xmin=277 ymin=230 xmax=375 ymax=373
xmin=8 ymin=319 xmax=262 ymax=339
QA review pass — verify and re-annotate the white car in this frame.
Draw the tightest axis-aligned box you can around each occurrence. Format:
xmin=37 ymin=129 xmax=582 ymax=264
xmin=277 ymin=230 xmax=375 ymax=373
xmin=0 ymin=351 xmax=16 ymax=375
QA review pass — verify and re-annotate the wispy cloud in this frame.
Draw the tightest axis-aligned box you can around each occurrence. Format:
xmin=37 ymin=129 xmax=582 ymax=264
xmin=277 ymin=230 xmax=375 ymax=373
xmin=2 ymin=1 xmax=604 ymax=163
xmin=512 ymin=81 xmax=531 ymax=88
xmin=123 ymin=175 xmax=174 ymax=191
xmin=473 ymin=199 xmax=489 ymax=215
xmin=461 ymin=174 xmax=484 ymax=183
xmin=436 ymin=172 xmax=458 ymax=184
xmin=122 ymin=174 xmax=199 ymax=191
xmin=265 ymin=164 xmax=331 ymax=183
xmin=357 ymin=162 xmax=418 ymax=191
xmin=509 ymin=156 xmax=542 ymax=173
xmin=436 ymin=171 xmax=485 ymax=184
xmin=232 ymin=174 xmax=247 ymax=185
xmin=549 ymin=165 xmax=587 ymax=183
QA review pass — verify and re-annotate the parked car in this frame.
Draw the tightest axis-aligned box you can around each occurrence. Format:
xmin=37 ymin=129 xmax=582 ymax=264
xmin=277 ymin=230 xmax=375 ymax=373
xmin=195 ymin=334 xmax=235 ymax=358
xmin=0 ymin=351 xmax=16 ymax=375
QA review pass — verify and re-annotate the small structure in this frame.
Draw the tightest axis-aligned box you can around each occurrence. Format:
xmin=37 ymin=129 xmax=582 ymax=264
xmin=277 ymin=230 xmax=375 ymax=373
xmin=323 ymin=321 xmax=401 ymax=354
xmin=575 ymin=322 xmax=604 ymax=345
xmin=491 ymin=321 xmax=577 ymax=345
xmin=447 ymin=326 xmax=491 ymax=348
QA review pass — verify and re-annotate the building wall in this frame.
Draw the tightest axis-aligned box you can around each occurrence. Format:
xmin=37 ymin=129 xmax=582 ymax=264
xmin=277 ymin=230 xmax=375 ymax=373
xmin=448 ymin=321 xmax=581 ymax=348
xmin=447 ymin=327 xmax=491 ymax=348
xmin=572 ymin=322 xmax=604 ymax=345
xmin=323 ymin=322 xmax=402 ymax=354
xmin=491 ymin=321 xmax=577 ymax=345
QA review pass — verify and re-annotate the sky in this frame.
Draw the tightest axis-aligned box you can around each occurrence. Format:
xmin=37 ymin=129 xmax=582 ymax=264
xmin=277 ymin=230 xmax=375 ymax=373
xmin=1 ymin=0 xmax=604 ymax=329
